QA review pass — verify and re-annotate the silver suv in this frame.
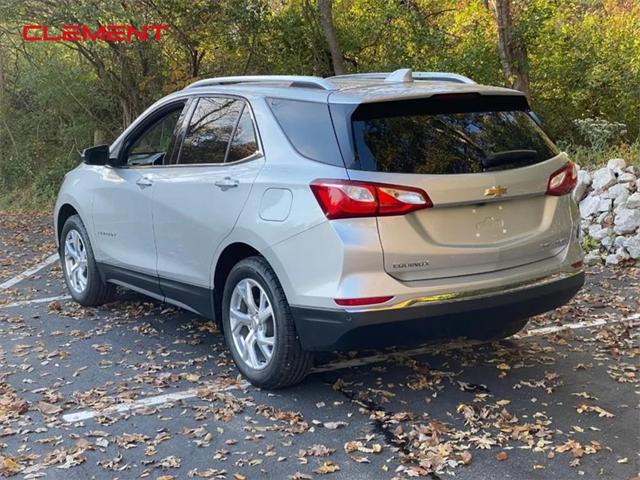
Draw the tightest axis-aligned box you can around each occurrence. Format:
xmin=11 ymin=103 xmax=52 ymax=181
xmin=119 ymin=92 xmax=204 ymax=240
xmin=54 ymin=69 xmax=584 ymax=388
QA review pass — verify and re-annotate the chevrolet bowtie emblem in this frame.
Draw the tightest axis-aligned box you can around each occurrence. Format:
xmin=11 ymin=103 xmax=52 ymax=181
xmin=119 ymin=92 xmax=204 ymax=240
xmin=484 ymin=185 xmax=508 ymax=197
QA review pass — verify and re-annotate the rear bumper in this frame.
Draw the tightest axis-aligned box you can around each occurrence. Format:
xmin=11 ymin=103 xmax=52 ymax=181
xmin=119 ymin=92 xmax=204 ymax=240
xmin=291 ymin=270 xmax=584 ymax=351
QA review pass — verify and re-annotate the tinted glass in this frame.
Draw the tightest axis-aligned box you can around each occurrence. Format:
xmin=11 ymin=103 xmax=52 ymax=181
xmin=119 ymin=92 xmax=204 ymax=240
xmin=352 ymin=110 xmax=559 ymax=175
xmin=267 ymin=98 xmax=343 ymax=166
xmin=179 ymin=97 xmax=243 ymax=164
xmin=227 ymin=105 xmax=258 ymax=162
xmin=127 ymin=108 xmax=182 ymax=166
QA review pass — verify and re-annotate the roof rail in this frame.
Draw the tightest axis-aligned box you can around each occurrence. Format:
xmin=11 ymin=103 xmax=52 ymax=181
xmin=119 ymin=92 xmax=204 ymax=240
xmin=330 ymin=70 xmax=476 ymax=84
xmin=185 ymin=75 xmax=336 ymax=91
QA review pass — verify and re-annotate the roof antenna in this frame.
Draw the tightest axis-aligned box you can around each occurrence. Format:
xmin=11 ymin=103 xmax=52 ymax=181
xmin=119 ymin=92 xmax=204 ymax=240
xmin=385 ymin=68 xmax=413 ymax=83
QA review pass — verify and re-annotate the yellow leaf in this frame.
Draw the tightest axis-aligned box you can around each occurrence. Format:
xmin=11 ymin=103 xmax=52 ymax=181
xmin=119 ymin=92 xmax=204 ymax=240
xmin=314 ymin=460 xmax=340 ymax=474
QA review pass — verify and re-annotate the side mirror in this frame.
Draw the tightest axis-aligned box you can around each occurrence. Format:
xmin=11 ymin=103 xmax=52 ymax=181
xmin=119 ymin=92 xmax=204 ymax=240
xmin=82 ymin=144 xmax=110 ymax=165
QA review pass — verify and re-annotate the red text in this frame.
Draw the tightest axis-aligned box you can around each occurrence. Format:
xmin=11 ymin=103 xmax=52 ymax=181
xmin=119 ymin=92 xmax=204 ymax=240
xmin=22 ymin=25 xmax=169 ymax=42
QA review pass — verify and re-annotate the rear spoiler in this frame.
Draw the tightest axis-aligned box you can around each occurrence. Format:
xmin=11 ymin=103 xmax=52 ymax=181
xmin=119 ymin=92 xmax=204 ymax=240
xmin=352 ymin=93 xmax=531 ymax=120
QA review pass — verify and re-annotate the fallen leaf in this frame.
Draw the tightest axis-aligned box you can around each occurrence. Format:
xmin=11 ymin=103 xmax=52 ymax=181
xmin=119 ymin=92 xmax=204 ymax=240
xmin=495 ymin=451 xmax=508 ymax=461
xmin=37 ymin=401 xmax=62 ymax=415
xmin=314 ymin=460 xmax=340 ymax=474
xmin=0 ymin=456 xmax=23 ymax=476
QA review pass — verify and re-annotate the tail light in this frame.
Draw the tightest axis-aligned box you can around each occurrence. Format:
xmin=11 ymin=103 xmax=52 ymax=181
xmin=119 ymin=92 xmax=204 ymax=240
xmin=310 ymin=179 xmax=432 ymax=220
xmin=546 ymin=162 xmax=577 ymax=196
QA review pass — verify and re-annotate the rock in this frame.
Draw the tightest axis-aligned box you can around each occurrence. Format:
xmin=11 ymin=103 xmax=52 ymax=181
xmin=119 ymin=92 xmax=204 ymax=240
xmin=624 ymin=235 xmax=640 ymax=259
xmin=607 ymin=158 xmax=626 ymax=171
xmin=614 ymin=189 xmax=630 ymax=207
xmin=573 ymin=170 xmax=592 ymax=202
xmin=614 ymin=208 xmax=640 ymax=234
xmin=595 ymin=212 xmax=610 ymax=225
xmin=584 ymin=250 xmax=601 ymax=266
xmin=592 ymin=167 xmax=617 ymax=191
xmin=605 ymin=253 xmax=621 ymax=265
xmin=606 ymin=183 xmax=631 ymax=198
xmin=601 ymin=235 xmax=614 ymax=249
xmin=626 ymin=192 xmax=640 ymax=209
xmin=616 ymin=247 xmax=630 ymax=259
xmin=614 ymin=235 xmax=627 ymax=248
xmin=618 ymin=172 xmax=636 ymax=183
xmin=591 ymin=227 xmax=612 ymax=241
xmin=597 ymin=198 xmax=612 ymax=212
xmin=636 ymin=178 xmax=640 ymax=191
xmin=579 ymin=195 xmax=600 ymax=217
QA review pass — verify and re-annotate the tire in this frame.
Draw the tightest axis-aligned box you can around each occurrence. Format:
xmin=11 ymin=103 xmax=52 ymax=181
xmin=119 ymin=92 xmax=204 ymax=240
xmin=221 ymin=256 xmax=313 ymax=389
xmin=60 ymin=214 xmax=115 ymax=307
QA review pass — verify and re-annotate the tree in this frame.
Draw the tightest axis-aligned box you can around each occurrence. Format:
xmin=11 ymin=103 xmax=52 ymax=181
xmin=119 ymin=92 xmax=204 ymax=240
xmin=318 ymin=0 xmax=345 ymax=75
xmin=492 ymin=0 xmax=529 ymax=98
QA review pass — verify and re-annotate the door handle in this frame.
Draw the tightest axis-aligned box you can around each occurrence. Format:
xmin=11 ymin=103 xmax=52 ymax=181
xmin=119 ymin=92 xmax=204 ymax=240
xmin=214 ymin=177 xmax=239 ymax=189
xmin=136 ymin=176 xmax=153 ymax=189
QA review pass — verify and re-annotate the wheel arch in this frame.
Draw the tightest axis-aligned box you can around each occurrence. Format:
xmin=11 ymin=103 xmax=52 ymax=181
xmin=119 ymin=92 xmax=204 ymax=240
xmin=56 ymin=203 xmax=80 ymax=247
xmin=212 ymin=238 xmax=293 ymax=326
xmin=212 ymin=242 xmax=261 ymax=325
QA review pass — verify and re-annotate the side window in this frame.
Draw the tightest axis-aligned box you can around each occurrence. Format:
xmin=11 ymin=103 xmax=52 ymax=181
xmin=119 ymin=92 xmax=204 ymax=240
xmin=226 ymin=105 xmax=259 ymax=163
xmin=126 ymin=107 xmax=183 ymax=166
xmin=267 ymin=98 xmax=343 ymax=166
xmin=178 ymin=97 xmax=243 ymax=165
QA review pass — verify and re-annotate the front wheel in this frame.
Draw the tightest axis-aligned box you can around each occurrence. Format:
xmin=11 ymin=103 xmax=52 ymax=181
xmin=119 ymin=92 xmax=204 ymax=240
xmin=60 ymin=215 xmax=115 ymax=306
xmin=221 ymin=257 xmax=313 ymax=389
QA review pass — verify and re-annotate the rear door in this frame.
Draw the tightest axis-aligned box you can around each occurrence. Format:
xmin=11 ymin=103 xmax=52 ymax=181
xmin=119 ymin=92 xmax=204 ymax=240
xmin=342 ymin=94 xmax=574 ymax=281
xmin=151 ymin=96 xmax=264 ymax=309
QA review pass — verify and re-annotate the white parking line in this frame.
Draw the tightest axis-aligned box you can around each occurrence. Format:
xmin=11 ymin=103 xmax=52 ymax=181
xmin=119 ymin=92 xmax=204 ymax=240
xmin=312 ymin=313 xmax=639 ymax=373
xmin=60 ymin=313 xmax=639 ymax=423
xmin=0 ymin=253 xmax=59 ymax=290
xmin=514 ymin=313 xmax=639 ymax=337
xmin=0 ymin=294 xmax=71 ymax=309
xmin=62 ymin=381 xmax=249 ymax=423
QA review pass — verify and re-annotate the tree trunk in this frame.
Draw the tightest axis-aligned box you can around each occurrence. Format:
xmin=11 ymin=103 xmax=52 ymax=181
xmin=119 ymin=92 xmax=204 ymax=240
xmin=93 ymin=129 xmax=107 ymax=146
xmin=493 ymin=0 xmax=530 ymax=99
xmin=318 ymin=0 xmax=345 ymax=75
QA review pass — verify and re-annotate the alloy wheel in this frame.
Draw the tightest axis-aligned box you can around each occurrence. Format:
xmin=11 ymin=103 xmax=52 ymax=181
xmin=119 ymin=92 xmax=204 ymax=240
xmin=229 ymin=278 xmax=276 ymax=370
xmin=64 ymin=229 xmax=88 ymax=294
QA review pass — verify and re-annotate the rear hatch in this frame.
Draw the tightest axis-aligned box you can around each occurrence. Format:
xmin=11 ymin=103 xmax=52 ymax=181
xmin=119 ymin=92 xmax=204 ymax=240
xmin=338 ymin=93 xmax=574 ymax=282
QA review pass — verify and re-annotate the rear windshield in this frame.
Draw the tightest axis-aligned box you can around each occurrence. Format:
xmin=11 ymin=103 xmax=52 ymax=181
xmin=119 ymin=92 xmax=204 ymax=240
xmin=350 ymin=95 xmax=559 ymax=174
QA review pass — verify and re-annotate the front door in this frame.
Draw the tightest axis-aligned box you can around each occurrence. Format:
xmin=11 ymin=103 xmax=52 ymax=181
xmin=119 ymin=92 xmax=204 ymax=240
xmin=151 ymin=97 xmax=264 ymax=313
xmin=92 ymin=103 xmax=187 ymax=294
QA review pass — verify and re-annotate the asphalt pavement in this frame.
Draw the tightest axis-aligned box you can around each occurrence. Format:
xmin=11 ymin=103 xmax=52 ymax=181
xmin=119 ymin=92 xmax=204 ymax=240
xmin=0 ymin=214 xmax=638 ymax=479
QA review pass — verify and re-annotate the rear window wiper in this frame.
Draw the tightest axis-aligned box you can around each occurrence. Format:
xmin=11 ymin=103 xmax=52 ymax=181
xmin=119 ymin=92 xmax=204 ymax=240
xmin=482 ymin=150 xmax=537 ymax=169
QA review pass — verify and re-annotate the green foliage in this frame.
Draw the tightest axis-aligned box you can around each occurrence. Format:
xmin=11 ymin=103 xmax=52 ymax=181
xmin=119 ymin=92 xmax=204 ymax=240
xmin=563 ymin=139 xmax=640 ymax=170
xmin=581 ymin=234 xmax=600 ymax=253
xmin=573 ymin=117 xmax=627 ymax=151
xmin=0 ymin=0 xmax=638 ymax=210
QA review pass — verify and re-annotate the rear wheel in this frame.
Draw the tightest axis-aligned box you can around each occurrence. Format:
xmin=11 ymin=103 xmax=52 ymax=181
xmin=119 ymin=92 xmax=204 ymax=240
xmin=60 ymin=215 xmax=115 ymax=306
xmin=222 ymin=256 xmax=313 ymax=389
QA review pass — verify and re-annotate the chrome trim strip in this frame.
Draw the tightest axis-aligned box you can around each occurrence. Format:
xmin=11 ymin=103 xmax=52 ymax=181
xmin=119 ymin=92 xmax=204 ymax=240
xmin=350 ymin=269 xmax=584 ymax=313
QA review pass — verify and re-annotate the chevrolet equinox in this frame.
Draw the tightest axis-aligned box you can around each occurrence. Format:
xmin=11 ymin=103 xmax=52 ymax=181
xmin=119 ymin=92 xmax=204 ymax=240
xmin=54 ymin=69 xmax=585 ymax=388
